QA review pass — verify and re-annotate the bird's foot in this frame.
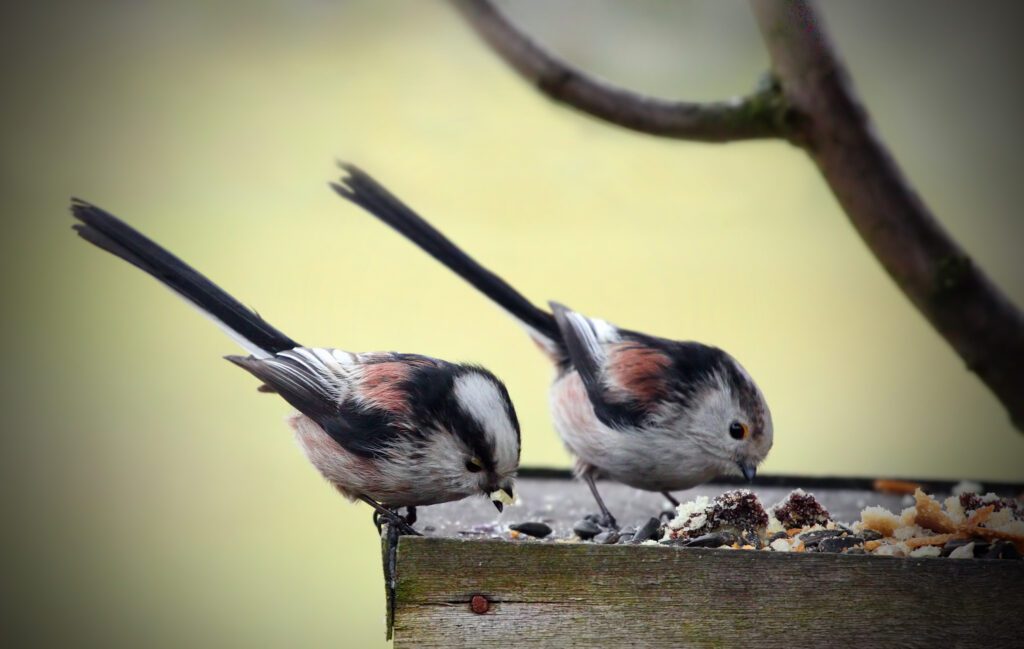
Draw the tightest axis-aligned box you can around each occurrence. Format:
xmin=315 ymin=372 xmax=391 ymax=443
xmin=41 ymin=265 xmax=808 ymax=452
xmin=581 ymin=472 xmax=618 ymax=530
xmin=364 ymin=496 xmax=422 ymax=537
xmin=584 ymin=511 xmax=618 ymax=531
xmin=378 ymin=509 xmax=421 ymax=537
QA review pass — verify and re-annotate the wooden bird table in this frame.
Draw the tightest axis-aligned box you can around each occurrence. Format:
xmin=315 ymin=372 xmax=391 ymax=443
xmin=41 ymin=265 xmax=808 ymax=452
xmin=380 ymin=469 xmax=1023 ymax=648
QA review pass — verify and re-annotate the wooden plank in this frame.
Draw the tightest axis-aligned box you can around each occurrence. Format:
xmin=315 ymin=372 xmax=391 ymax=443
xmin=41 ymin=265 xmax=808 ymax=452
xmin=380 ymin=525 xmax=400 ymax=640
xmin=392 ymin=537 xmax=1023 ymax=648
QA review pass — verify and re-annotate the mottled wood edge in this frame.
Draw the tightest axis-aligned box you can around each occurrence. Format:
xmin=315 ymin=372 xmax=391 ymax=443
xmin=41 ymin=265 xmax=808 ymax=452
xmin=389 ymin=536 xmax=1024 ymax=647
xmin=380 ymin=524 xmax=401 ymax=640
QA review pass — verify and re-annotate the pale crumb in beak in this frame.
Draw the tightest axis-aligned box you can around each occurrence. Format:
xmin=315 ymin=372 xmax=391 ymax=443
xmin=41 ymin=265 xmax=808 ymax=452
xmin=490 ymin=488 xmax=514 ymax=508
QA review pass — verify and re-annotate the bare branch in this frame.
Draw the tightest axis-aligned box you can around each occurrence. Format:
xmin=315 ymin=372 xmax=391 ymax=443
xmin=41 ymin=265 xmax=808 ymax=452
xmin=451 ymin=0 xmax=1024 ymax=429
xmin=750 ymin=0 xmax=1024 ymax=428
xmin=450 ymin=0 xmax=784 ymax=143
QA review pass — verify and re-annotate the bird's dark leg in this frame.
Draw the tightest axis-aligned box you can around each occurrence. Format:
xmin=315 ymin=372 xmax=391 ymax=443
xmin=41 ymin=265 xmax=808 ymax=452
xmin=662 ymin=491 xmax=680 ymax=507
xmin=405 ymin=506 xmax=417 ymax=526
xmin=359 ymin=495 xmax=421 ymax=536
xmin=583 ymin=472 xmax=618 ymax=529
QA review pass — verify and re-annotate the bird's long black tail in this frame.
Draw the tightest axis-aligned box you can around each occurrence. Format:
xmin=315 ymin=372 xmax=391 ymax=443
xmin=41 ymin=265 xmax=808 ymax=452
xmin=331 ymin=165 xmax=561 ymax=346
xmin=71 ymin=199 xmax=299 ymax=357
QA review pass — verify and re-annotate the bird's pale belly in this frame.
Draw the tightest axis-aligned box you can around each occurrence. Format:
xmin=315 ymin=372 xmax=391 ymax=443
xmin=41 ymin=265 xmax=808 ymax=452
xmin=549 ymin=373 xmax=719 ymax=492
xmin=287 ymin=413 xmax=475 ymax=508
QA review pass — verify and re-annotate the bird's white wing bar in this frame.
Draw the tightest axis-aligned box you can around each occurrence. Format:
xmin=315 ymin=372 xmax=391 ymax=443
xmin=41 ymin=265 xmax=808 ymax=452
xmin=227 ymin=348 xmax=352 ymax=411
xmin=549 ymin=301 xmax=619 ymax=395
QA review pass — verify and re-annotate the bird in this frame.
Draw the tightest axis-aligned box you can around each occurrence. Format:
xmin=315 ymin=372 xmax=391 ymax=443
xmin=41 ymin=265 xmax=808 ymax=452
xmin=331 ymin=165 xmax=772 ymax=529
xmin=70 ymin=198 xmax=519 ymax=536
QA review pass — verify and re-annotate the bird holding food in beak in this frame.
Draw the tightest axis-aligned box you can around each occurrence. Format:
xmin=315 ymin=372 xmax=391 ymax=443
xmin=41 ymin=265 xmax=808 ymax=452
xmin=71 ymin=198 xmax=519 ymax=535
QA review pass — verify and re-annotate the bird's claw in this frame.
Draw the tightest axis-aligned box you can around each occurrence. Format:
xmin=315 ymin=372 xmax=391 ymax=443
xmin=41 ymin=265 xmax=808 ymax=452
xmin=585 ymin=511 xmax=618 ymax=531
xmin=375 ymin=509 xmax=421 ymax=537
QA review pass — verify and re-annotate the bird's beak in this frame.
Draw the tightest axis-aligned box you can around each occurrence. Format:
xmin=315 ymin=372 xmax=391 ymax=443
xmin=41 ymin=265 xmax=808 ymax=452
xmin=490 ymin=487 xmax=514 ymax=513
xmin=738 ymin=461 xmax=757 ymax=483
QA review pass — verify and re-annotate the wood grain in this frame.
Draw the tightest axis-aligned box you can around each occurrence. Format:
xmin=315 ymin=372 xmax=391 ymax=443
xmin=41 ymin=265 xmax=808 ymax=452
xmin=392 ymin=537 xmax=1023 ymax=648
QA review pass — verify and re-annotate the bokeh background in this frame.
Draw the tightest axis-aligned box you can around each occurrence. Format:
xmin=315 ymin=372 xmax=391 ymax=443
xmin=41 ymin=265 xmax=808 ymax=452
xmin=3 ymin=0 xmax=1023 ymax=646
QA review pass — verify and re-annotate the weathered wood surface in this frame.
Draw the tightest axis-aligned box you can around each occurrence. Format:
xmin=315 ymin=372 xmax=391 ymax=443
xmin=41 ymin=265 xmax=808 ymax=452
xmin=392 ymin=538 xmax=1023 ymax=648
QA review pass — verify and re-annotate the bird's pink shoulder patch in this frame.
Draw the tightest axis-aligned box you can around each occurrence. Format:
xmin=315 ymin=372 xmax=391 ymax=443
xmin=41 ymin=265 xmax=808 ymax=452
xmin=608 ymin=343 xmax=670 ymax=403
xmin=360 ymin=362 xmax=413 ymax=414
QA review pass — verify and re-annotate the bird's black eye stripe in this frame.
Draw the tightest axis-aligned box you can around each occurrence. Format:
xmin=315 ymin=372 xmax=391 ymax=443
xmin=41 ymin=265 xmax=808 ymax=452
xmin=465 ymin=459 xmax=483 ymax=473
xmin=729 ymin=421 xmax=747 ymax=440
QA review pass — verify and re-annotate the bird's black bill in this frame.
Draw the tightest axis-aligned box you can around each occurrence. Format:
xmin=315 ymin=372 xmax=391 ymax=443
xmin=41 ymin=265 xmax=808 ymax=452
xmin=489 ymin=486 xmax=513 ymax=513
xmin=738 ymin=462 xmax=757 ymax=483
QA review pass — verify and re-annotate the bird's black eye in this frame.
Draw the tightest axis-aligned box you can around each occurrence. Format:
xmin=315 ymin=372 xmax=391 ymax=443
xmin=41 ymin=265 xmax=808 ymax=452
xmin=465 ymin=458 xmax=483 ymax=473
xmin=729 ymin=421 xmax=748 ymax=440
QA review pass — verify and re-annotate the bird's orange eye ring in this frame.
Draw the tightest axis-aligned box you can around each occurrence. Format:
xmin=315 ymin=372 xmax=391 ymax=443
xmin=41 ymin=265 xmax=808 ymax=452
xmin=728 ymin=421 xmax=749 ymax=440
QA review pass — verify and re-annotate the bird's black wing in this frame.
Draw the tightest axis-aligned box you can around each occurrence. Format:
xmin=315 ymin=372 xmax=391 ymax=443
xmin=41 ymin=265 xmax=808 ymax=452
xmin=549 ymin=302 xmax=666 ymax=428
xmin=549 ymin=301 xmax=605 ymax=391
xmin=228 ymin=347 xmax=410 ymax=458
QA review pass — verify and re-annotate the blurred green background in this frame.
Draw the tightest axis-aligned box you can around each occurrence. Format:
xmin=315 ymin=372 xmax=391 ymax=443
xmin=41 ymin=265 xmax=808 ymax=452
xmin=2 ymin=0 xmax=1023 ymax=646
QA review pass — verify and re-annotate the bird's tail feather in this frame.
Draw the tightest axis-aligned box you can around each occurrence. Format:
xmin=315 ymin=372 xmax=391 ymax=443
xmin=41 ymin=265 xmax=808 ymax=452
xmin=71 ymin=199 xmax=299 ymax=357
xmin=331 ymin=165 xmax=562 ymax=351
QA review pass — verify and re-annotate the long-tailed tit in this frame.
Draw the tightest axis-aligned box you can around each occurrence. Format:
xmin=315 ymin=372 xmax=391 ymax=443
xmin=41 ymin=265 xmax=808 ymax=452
xmin=71 ymin=199 xmax=519 ymax=535
xmin=332 ymin=166 xmax=772 ymax=528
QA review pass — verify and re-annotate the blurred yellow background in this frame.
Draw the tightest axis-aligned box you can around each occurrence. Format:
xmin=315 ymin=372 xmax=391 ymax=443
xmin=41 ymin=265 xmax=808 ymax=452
xmin=2 ymin=1 xmax=1023 ymax=646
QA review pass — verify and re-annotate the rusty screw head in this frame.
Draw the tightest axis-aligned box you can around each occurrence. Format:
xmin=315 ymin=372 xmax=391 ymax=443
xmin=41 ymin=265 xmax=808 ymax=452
xmin=470 ymin=594 xmax=490 ymax=614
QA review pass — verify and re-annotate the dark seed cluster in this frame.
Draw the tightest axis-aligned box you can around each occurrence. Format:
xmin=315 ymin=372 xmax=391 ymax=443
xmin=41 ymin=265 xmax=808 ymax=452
xmin=509 ymin=521 xmax=552 ymax=538
xmin=798 ymin=529 xmax=864 ymax=553
xmin=706 ymin=490 xmax=769 ymax=534
xmin=959 ymin=493 xmax=1021 ymax=517
xmin=502 ymin=488 xmax=1022 ymax=561
xmin=570 ymin=515 xmax=667 ymax=545
xmin=660 ymin=490 xmax=769 ymax=544
xmin=941 ymin=538 xmax=1020 ymax=559
xmin=772 ymin=489 xmax=832 ymax=530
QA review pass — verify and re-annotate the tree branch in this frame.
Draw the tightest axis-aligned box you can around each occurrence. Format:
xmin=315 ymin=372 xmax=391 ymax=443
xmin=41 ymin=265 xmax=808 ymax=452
xmin=450 ymin=0 xmax=784 ymax=142
xmin=451 ymin=0 xmax=1024 ymax=429
xmin=749 ymin=0 xmax=1024 ymax=429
